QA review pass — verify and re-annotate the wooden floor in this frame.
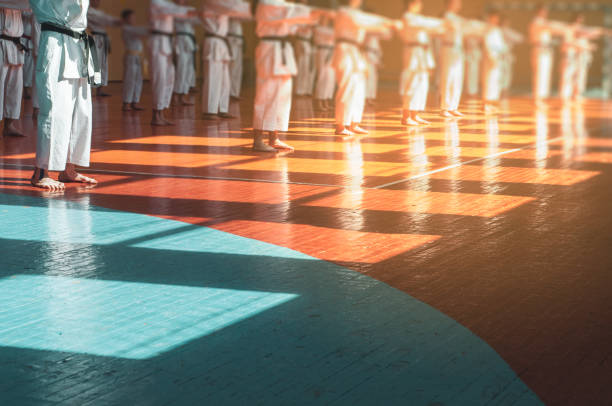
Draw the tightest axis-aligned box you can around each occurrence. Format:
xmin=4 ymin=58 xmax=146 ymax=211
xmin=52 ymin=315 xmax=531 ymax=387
xmin=1 ymin=84 xmax=612 ymax=405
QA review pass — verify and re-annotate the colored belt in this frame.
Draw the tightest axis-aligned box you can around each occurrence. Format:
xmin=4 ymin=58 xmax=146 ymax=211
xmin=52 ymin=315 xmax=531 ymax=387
xmin=0 ymin=34 xmax=28 ymax=52
xmin=227 ymin=33 xmax=244 ymax=40
xmin=259 ymin=36 xmax=291 ymax=65
xmin=41 ymin=22 xmax=100 ymax=84
xmin=91 ymin=30 xmax=111 ymax=54
xmin=205 ymin=32 xmax=232 ymax=58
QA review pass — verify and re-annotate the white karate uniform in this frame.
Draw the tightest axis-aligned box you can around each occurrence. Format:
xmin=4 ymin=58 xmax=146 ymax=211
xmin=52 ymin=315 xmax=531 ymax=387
xmin=364 ymin=35 xmax=382 ymax=100
xmin=500 ymin=27 xmax=524 ymax=93
xmin=30 ymin=0 xmax=98 ymax=172
xmin=87 ymin=7 xmax=119 ymax=88
xmin=0 ymin=4 xmax=28 ymax=122
xmin=482 ymin=26 xmax=507 ymax=102
xmin=529 ymin=17 xmax=566 ymax=99
xmin=294 ymin=25 xmax=315 ymax=96
xmin=228 ymin=19 xmax=244 ymax=98
xmin=398 ymin=12 xmax=444 ymax=111
xmin=313 ymin=25 xmax=335 ymax=101
xmin=439 ymin=12 xmax=485 ymax=111
xmin=22 ymin=10 xmax=34 ymax=89
xmin=576 ymin=37 xmax=595 ymax=98
xmin=333 ymin=7 xmax=389 ymax=127
xmin=122 ymin=25 xmax=148 ymax=104
xmin=174 ymin=18 xmax=197 ymax=96
xmin=560 ymin=27 xmax=601 ymax=100
xmin=253 ymin=0 xmax=314 ymax=132
xmin=149 ymin=0 xmax=194 ymax=111
xmin=464 ymin=37 xmax=482 ymax=96
xmin=29 ymin=13 xmax=40 ymax=109
xmin=202 ymin=0 xmax=250 ymax=115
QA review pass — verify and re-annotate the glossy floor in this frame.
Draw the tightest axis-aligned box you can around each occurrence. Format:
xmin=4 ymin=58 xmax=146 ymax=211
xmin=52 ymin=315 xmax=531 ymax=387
xmin=1 ymin=85 xmax=611 ymax=405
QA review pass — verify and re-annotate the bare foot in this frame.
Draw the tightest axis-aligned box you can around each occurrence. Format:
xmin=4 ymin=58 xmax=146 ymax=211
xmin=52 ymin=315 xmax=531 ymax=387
xmin=3 ymin=120 xmax=25 ymax=137
xmin=335 ymin=128 xmax=355 ymax=140
xmin=450 ymin=110 xmax=464 ymax=117
xmin=180 ymin=95 xmax=194 ymax=106
xmin=31 ymin=169 xmax=65 ymax=191
xmin=349 ymin=125 xmax=368 ymax=135
xmin=271 ymin=139 xmax=294 ymax=151
xmin=253 ymin=141 xmax=277 ymax=152
xmin=58 ymin=171 xmax=98 ymax=185
xmin=96 ymin=90 xmax=112 ymax=97
xmin=122 ymin=103 xmax=133 ymax=112
xmin=131 ymin=103 xmax=144 ymax=111
xmin=218 ymin=113 xmax=236 ymax=119
xmin=151 ymin=117 xmax=167 ymax=126
xmin=401 ymin=118 xmax=420 ymax=126
xmin=202 ymin=113 xmax=218 ymax=121
xmin=415 ymin=116 xmax=431 ymax=125
xmin=162 ymin=118 xmax=175 ymax=126
xmin=440 ymin=110 xmax=455 ymax=118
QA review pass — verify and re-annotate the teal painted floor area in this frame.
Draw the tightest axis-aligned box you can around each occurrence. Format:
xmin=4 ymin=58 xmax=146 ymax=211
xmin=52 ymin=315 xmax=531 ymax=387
xmin=0 ymin=193 xmax=542 ymax=405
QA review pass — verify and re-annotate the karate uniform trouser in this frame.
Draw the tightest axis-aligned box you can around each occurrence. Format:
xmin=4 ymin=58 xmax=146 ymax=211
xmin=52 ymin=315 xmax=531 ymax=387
xmin=532 ymin=48 xmax=553 ymax=99
xmin=366 ymin=64 xmax=378 ymax=100
xmin=35 ymin=43 xmax=92 ymax=171
xmin=295 ymin=51 xmax=314 ymax=96
xmin=465 ymin=59 xmax=480 ymax=96
xmin=576 ymin=61 xmax=590 ymax=97
xmin=230 ymin=47 xmax=243 ymax=98
xmin=123 ymin=54 xmax=143 ymax=104
xmin=24 ymin=52 xmax=34 ymax=88
xmin=174 ymin=51 xmax=194 ymax=95
xmin=151 ymin=52 xmax=174 ymax=110
xmin=315 ymin=65 xmax=335 ymax=100
xmin=202 ymin=59 xmax=230 ymax=115
xmin=253 ymin=74 xmax=292 ymax=132
xmin=439 ymin=48 xmax=464 ymax=111
xmin=93 ymin=34 xmax=109 ymax=87
xmin=0 ymin=63 xmax=23 ymax=120
xmin=483 ymin=64 xmax=502 ymax=102
xmin=402 ymin=70 xmax=429 ymax=111
xmin=559 ymin=55 xmax=578 ymax=100
xmin=335 ymin=66 xmax=366 ymax=126
xmin=501 ymin=57 xmax=512 ymax=92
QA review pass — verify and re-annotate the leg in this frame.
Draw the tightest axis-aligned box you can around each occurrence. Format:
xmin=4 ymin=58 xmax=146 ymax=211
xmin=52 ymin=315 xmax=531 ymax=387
xmin=4 ymin=64 xmax=24 ymax=137
xmin=217 ymin=62 xmax=233 ymax=118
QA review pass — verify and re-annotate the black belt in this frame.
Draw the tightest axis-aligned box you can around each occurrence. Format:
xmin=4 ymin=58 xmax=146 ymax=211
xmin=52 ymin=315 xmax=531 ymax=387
xmin=315 ymin=44 xmax=334 ymax=64
xmin=151 ymin=30 xmax=173 ymax=37
xmin=40 ymin=22 xmax=100 ymax=85
xmin=176 ymin=31 xmax=196 ymax=45
xmin=205 ymin=32 xmax=232 ymax=58
xmin=259 ymin=36 xmax=291 ymax=65
xmin=228 ymin=33 xmax=243 ymax=40
xmin=0 ymin=34 xmax=28 ymax=52
xmin=91 ymin=30 xmax=111 ymax=54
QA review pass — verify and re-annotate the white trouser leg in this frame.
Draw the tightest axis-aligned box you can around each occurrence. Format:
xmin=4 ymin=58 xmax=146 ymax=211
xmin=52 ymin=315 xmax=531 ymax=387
xmin=483 ymin=64 xmax=501 ymax=102
xmin=315 ymin=65 xmax=335 ymax=100
xmin=230 ymin=50 xmax=243 ymax=98
xmin=532 ymin=49 xmax=552 ymax=99
xmin=32 ymin=56 xmax=39 ymax=109
xmin=402 ymin=71 xmax=429 ymax=111
xmin=336 ymin=66 xmax=366 ymax=126
xmin=559 ymin=56 xmax=577 ymax=100
xmin=174 ymin=51 xmax=191 ymax=95
xmin=151 ymin=53 xmax=174 ymax=110
xmin=123 ymin=55 xmax=141 ymax=104
xmin=253 ymin=75 xmax=293 ymax=132
xmin=440 ymin=49 xmax=464 ymax=111
xmin=466 ymin=59 xmax=480 ymax=96
xmin=36 ymin=38 xmax=92 ymax=171
xmin=203 ymin=60 xmax=230 ymax=114
xmin=0 ymin=63 xmax=23 ymax=120
xmin=24 ymin=52 xmax=34 ymax=88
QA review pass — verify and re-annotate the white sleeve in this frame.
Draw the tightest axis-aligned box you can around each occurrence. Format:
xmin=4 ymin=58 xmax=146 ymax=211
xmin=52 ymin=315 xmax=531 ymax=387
xmin=151 ymin=0 xmax=195 ymax=18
